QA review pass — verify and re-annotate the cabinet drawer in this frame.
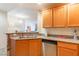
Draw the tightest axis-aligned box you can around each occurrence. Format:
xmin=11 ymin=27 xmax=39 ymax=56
xmin=57 ymin=42 xmax=78 ymax=50
xmin=16 ymin=40 xmax=29 ymax=46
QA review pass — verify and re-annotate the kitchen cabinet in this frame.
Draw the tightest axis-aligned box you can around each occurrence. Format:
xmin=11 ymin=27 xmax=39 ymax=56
xmin=11 ymin=40 xmax=29 ymax=56
xmin=10 ymin=39 xmax=42 ymax=56
xmin=10 ymin=38 xmax=16 ymax=56
xmin=53 ymin=5 xmax=67 ymax=27
xmin=42 ymin=9 xmax=53 ymax=28
xmin=57 ymin=42 xmax=78 ymax=56
xmin=29 ymin=39 xmax=42 ymax=56
xmin=42 ymin=5 xmax=67 ymax=28
xmin=68 ymin=4 xmax=79 ymax=26
xmin=58 ymin=46 xmax=78 ymax=56
xmin=42 ymin=4 xmax=79 ymax=27
xmin=15 ymin=40 xmax=29 ymax=56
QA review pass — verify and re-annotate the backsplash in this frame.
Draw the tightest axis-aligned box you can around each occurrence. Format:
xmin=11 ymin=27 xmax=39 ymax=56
xmin=46 ymin=28 xmax=79 ymax=36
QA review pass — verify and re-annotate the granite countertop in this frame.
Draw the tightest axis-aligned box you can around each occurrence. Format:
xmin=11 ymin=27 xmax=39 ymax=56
xmin=10 ymin=36 xmax=42 ymax=40
xmin=42 ymin=36 xmax=79 ymax=44
xmin=10 ymin=36 xmax=79 ymax=44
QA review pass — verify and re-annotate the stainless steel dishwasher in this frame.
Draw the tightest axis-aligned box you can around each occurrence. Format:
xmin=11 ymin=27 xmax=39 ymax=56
xmin=42 ymin=39 xmax=57 ymax=56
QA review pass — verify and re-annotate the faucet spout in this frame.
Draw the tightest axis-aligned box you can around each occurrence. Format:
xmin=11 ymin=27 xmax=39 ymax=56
xmin=73 ymin=29 xmax=77 ymax=40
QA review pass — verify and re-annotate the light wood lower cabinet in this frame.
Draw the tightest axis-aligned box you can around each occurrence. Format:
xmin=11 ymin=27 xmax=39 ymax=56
xmin=57 ymin=42 xmax=79 ymax=56
xmin=10 ymin=39 xmax=42 ymax=56
xmin=29 ymin=39 xmax=42 ymax=56
xmin=10 ymin=38 xmax=79 ymax=56
xmin=58 ymin=46 xmax=78 ymax=56
xmin=15 ymin=40 xmax=29 ymax=56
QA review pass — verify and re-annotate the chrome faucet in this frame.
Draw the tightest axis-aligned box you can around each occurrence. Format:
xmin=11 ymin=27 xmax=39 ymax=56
xmin=73 ymin=29 xmax=77 ymax=40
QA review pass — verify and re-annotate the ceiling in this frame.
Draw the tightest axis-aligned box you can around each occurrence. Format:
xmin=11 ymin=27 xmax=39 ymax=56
xmin=0 ymin=3 xmax=65 ymax=12
xmin=0 ymin=3 xmax=65 ymax=19
xmin=8 ymin=8 xmax=38 ymax=20
xmin=0 ymin=3 xmax=38 ymax=12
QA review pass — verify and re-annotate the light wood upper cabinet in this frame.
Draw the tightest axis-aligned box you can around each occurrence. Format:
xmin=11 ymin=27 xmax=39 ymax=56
xmin=68 ymin=4 xmax=79 ymax=26
xmin=42 ymin=9 xmax=53 ymax=28
xmin=42 ymin=4 xmax=79 ymax=27
xmin=53 ymin=5 xmax=67 ymax=27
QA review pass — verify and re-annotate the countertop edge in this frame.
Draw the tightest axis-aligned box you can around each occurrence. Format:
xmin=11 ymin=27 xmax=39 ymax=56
xmin=42 ymin=37 xmax=79 ymax=44
xmin=10 ymin=36 xmax=79 ymax=44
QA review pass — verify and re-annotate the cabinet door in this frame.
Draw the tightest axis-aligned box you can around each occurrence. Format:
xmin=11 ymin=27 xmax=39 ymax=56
xmin=29 ymin=39 xmax=42 ymax=56
xmin=15 ymin=40 xmax=29 ymax=56
xmin=42 ymin=9 xmax=53 ymax=28
xmin=58 ymin=46 xmax=78 ymax=56
xmin=10 ymin=39 xmax=15 ymax=56
xmin=68 ymin=4 xmax=79 ymax=26
xmin=53 ymin=5 xmax=67 ymax=27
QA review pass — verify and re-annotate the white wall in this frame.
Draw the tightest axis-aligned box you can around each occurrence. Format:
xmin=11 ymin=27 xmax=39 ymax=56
xmin=7 ymin=15 xmax=37 ymax=32
xmin=7 ymin=15 xmax=25 ymax=32
xmin=37 ymin=12 xmax=47 ymax=36
xmin=7 ymin=9 xmax=38 ymax=32
xmin=0 ymin=11 xmax=8 ymax=55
